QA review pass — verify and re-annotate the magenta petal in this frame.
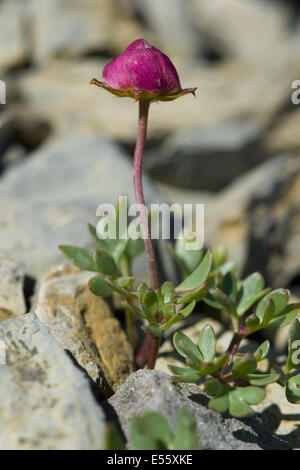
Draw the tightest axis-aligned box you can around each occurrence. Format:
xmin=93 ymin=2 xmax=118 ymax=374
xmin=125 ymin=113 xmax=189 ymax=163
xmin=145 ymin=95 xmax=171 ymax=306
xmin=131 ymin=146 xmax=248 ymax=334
xmin=126 ymin=48 xmax=181 ymax=95
xmin=97 ymin=39 xmax=196 ymax=102
xmin=103 ymin=39 xmax=181 ymax=95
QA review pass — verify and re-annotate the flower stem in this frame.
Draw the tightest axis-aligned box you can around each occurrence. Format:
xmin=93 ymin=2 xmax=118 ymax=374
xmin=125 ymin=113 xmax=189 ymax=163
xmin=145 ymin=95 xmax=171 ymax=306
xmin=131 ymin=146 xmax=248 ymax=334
xmin=133 ymin=100 xmax=160 ymax=369
xmin=133 ymin=100 xmax=160 ymax=291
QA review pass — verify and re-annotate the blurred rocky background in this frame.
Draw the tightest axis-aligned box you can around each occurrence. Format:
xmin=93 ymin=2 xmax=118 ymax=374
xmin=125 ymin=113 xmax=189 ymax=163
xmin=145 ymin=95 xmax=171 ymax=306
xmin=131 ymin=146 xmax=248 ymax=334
xmin=0 ymin=0 xmax=300 ymax=449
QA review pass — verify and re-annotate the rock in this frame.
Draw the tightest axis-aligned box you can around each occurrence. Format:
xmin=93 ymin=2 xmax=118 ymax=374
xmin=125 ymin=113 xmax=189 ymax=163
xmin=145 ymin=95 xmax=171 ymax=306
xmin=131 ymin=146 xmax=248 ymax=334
xmin=36 ymin=264 xmax=111 ymax=392
xmin=31 ymin=0 xmax=115 ymax=63
xmin=0 ymin=313 xmax=106 ymax=450
xmin=204 ymin=155 xmax=300 ymax=287
xmin=0 ymin=0 xmax=29 ymax=72
xmin=132 ymin=0 xmax=202 ymax=59
xmin=36 ymin=264 xmax=133 ymax=391
xmin=254 ymin=383 xmax=300 ymax=450
xmin=264 ymin=109 xmax=300 ymax=155
xmin=0 ymin=134 xmax=172 ymax=283
xmin=109 ymin=369 xmax=290 ymax=450
xmin=190 ymin=0 xmax=291 ymax=63
xmin=82 ymin=290 xmax=134 ymax=391
xmin=0 ymin=252 xmax=26 ymax=322
xmin=145 ymin=121 xmax=263 ymax=190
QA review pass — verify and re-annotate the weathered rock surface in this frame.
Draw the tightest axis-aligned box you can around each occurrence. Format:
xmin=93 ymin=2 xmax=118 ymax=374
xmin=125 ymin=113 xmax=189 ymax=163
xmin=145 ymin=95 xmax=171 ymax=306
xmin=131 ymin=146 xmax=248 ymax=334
xmin=0 ymin=313 xmax=106 ymax=450
xmin=109 ymin=369 xmax=290 ymax=450
xmin=0 ymin=134 xmax=168 ymax=282
xmin=0 ymin=252 xmax=26 ymax=322
xmin=36 ymin=264 xmax=133 ymax=392
xmin=205 ymin=155 xmax=300 ymax=287
xmin=145 ymin=121 xmax=264 ymax=190
xmin=0 ymin=0 xmax=29 ymax=72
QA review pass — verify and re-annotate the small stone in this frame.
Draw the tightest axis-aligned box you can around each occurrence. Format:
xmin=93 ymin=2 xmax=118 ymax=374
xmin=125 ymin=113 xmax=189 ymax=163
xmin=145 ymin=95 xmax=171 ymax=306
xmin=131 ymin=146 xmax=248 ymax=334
xmin=0 ymin=252 xmax=26 ymax=322
xmin=0 ymin=313 xmax=106 ymax=450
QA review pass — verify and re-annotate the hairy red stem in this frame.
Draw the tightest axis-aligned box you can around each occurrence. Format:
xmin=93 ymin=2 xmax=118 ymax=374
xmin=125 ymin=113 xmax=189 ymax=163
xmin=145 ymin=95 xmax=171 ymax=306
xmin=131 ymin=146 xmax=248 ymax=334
xmin=133 ymin=100 xmax=160 ymax=369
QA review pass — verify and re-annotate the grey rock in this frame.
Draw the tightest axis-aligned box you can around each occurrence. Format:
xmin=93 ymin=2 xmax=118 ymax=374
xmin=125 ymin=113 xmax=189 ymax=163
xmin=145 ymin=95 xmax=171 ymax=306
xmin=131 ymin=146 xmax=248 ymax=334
xmin=36 ymin=264 xmax=133 ymax=392
xmin=145 ymin=121 xmax=263 ymax=190
xmin=0 ymin=313 xmax=106 ymax=450
xmin=109 ymin=369 xmax=290 ymax=450
xmin=190 ymin=0 xmax=291 ymax=63
xmin=35 ymin=264 xmax=111 ymax=389
xmin=30 ymin=0 xmax=114 ymax=63
xmin=132 ymin=0 xmax=202 ymax=59
xmin=0 ymin=134 xmax=173 ymax=283
xmin=0 ymin=252 xmax=26 ymax=322
xmin=0 ymin=0 xmax=29 ymax=72
xmin=205 ymin=155 xmax=300 ymax=287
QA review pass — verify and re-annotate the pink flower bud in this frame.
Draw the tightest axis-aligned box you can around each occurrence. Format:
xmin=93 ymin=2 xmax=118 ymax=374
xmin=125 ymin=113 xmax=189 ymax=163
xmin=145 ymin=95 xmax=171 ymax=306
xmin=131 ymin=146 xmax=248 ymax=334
xmin=90 ymin=39 xmax=196 ymax=101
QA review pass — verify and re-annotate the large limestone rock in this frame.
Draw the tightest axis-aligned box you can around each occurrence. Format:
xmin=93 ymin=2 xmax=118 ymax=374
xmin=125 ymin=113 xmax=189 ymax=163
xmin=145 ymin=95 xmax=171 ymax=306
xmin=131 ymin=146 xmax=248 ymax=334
xmin=109 ymin=369 xmax=290 ymax=450
xmin=0 ymin=313 xmax=106 ymax=450
xmin=36 ymin=264 xmax=133 ymax=392
xmin=0 ymin=252 xmax=26 ymax=322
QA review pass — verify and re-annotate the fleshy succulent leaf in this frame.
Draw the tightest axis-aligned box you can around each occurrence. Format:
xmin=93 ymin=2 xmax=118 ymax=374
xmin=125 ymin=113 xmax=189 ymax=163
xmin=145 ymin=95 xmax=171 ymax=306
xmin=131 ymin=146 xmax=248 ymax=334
xmin=236 ymin=272 xmax=269 ymax=317
xmin=176 ymin=249 xmax=212 ymax=291
xmin=60 ymin=245 xmax=97 ymax=272
xmin=89 ymin=276 xmax=113 ymax=298
xmin=285 ymin=319 xmax=300 ymax=374
xmin=94 ymin=250 xmax=120 ymax=278
xmin=198 ymin=324 xmax=216 ymax=363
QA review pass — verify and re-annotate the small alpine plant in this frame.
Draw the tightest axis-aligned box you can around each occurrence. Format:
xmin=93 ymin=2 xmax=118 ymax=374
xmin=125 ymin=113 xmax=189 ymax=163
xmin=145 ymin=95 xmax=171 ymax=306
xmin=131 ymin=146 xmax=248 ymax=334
xmin=60 ymin=39 xmax=300 ymax=418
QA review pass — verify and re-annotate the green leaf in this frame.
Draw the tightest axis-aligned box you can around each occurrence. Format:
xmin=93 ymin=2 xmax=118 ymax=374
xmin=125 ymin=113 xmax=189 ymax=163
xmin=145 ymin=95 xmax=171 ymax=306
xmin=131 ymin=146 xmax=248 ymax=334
xmin=121 ymin=301 xmax=145 ymax=320
xmin=169 ymin=365 xmax=201 ymax=383
xmin=228 ymin=391 xmax=253 ymax=417
xmin=253 ymin=340 xmax=270 ymax=362
xmin=173 ymin=408 xmax=198 ymax=450
xmin=173 ymin=331 xmax=202 ymax=364
xmin=286 ymin=374 xmax=300 ymax=404
xmin=255 ymin=289 xmax=289 ymax=321
xmin=88 ymin=223 xmax=107 ymax=251
xmin=161 ymin=281 xmax=175 ymax=304
xmin=89 ymin=276 xmax=113 ymax=298
xmin=180 ymin=300 xmax=197 ymax=318
xmin=205 ymin=378 xmax=227 ymax=397
xmin=130 ymin=412 xmax=171 ymax=450
xmin=285 ymin=319 xmax=300 ymax=374
xmin=94 ymin=250 xmax=120 ymax=278
xmin=143 ymin=325 xmax=162 ymax=337
xmin=143 ymin=290 xmax=158 ymax=318
xmin=60 ymin=245 xmax=97 ymax=272
xmin=210 ymin=287 xmax=236 ymax=316
xmin=236 ymin=272 xmax=268 ymax=317
xmin=221 ymin=272 xmax=238 ymax=304
xmin=218 ymin=261 xmax=236 ymax=276
xmin=174 ymin=236 xmax=205 ymax=276
xmin=105 ymin=423 xmax=126 ymax=450
xmin=209 ymin=395 xmax=229 ymax=413
xmin=117 ymin=276 xmax=135 ymax=288
xmin=260 ymin=299 xmax=275 ymax=327
xmin=267 ymin=303 xmax=300 ymax=329
xmin=247 ymin=373 xmax=280 ymax=386
xmin=245 ymin=314 xmax=260 ymax=330
xmin=126 ymin=236 xmax=145 ymax=261
xmin=233 ymin=354 xmax=257 ymax=377
xmin=177 ymin=283 xmax=209 ymax=304
xmin=212 ymin=246 xmax=227 ymax=268
xmin=176 ymin=249 xmax=212 ymax=291
xmin=161 ymin=303 xmax=176 ymax=320
xmin=97 ymin=274 xmax=138 ymax=300
xmin=198 ymin=324 xmax=216 ymax=363
xmin=236 ymin=386 xmax=265 ymax=405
